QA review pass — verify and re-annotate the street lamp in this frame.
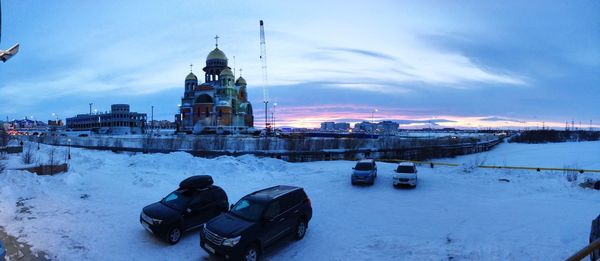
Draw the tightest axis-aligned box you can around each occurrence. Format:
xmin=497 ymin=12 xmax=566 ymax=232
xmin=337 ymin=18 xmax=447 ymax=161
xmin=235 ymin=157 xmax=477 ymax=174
xmin=371 ymin=109 xmax=378 ymax=123
xmin=272 ymin=102 xmax=278 ymax=130
xmin=67 ymin=138 xmax=71 ymax=160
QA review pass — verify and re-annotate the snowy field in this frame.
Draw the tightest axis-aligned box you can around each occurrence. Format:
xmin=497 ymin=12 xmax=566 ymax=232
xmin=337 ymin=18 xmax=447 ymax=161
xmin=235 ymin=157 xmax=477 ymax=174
xmin=1 ymin=141 xmax=599 ymax=260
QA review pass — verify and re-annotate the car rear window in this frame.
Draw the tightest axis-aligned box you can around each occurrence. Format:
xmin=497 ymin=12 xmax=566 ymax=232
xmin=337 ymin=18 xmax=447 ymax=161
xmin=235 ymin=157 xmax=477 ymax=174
xmin=355 ymin=162 xmax=373 ymax=171
xmin=396 ymin=166 xmax=416 ymax=173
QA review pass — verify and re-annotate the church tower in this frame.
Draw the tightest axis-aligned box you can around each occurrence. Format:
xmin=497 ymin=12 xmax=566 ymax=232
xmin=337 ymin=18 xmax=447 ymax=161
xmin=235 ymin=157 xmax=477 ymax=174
xmin=203 ymin=35 xmax=228 ymax=83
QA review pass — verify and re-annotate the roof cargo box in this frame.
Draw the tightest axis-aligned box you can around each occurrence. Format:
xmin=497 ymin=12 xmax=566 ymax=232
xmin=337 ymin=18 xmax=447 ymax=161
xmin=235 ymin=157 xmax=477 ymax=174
xmin=179 ymin=175 xmax=213 ymax=189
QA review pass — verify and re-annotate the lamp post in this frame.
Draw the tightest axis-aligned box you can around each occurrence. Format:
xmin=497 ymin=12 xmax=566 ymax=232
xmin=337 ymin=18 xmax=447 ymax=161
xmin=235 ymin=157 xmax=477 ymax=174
xmin=272 ymin=102 xmax=278 ymax=130
xmin=177 ymin=104 xmax=182 ymax=133
xmin=151 ymin=105 xmax=154 ymax=135
xmin=67 ymin=139 xmax=71 ymax=160
xmin=371 ymin=109 xmax=378 ymax=123
xmin=371 ymin=109 xmax=378 ymax=134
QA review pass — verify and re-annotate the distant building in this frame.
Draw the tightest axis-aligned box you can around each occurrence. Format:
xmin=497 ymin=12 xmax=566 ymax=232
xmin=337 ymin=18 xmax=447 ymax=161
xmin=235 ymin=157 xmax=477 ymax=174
xmin=377 ymin=121 xmax=399 ymax=135
xmin=354 ymin=121 xmax=375 ymax=133
xmin=334 ymin=122 xmax=350 ymax=131
xmin=320 ymin=122 xmax=350 ymax=132
xmin=66 ymin=104 xmax=146 ymax=135
xmin=10 ymin=119 xmax=46 ymax=129
xmin=320 ymin=122 xmax=335 ymax=131
xmin=354 ymin=121 xmax=399 ymax=135
xmin=48 ymin=120 xmax=64 ymax=127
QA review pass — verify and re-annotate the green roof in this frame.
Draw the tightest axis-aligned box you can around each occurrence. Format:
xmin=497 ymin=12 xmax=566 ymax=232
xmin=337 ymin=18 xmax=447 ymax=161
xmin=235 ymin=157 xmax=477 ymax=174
xmin=207 ymin=48 xmax=227 ymax=60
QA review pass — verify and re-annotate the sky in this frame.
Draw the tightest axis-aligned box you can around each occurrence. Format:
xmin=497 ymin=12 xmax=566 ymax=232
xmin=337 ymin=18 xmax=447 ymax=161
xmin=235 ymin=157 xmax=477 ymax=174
xmin=0 ymin=0 xmax=599 ymax=129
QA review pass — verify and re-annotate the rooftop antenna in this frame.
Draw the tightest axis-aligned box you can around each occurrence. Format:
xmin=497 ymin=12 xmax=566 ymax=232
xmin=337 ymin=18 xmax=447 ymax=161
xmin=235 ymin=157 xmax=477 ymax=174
xmin=259 ymin=20 xmax=270 ymax=132
xmin=0 ymin=0 xmax=20 ymax=62
xmin=233 ymin=55 xmax=236 ymax=78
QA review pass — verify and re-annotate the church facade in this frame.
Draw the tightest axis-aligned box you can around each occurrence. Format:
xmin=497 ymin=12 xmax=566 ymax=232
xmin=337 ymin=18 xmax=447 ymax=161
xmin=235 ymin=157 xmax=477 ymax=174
xmin=176 ymin=39 xmax=254 ymax=134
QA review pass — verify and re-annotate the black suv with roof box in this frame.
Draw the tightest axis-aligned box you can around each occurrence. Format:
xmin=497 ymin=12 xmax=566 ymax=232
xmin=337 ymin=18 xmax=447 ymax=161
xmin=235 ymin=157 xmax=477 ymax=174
xmin=200 ymin=185 xmax=312 ymax=261
xmin=140 ymin=175 xmax=228 ymax=244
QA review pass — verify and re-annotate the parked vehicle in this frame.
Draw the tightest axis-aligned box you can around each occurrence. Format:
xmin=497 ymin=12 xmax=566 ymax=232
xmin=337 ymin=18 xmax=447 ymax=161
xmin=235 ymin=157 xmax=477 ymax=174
xmin=0 ymin=240 xmax=6 ymax=260
xmin=393 ymin=162 xmax=418 ymax=188
xmin=140 ymin=175 xmax=228 ymax=245
xmin=591 ymin=214 xmax=600 ymax=261
xmin=351 ymin=159 xmax=377 ymax=185
xmin=200 ymin=185 xmax=312 ymax=261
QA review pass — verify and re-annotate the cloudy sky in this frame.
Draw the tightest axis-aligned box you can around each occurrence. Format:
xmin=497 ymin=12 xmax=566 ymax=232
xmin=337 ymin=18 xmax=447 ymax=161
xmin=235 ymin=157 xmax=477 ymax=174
xmin=1 ymin=0 xmax=599 ymax=129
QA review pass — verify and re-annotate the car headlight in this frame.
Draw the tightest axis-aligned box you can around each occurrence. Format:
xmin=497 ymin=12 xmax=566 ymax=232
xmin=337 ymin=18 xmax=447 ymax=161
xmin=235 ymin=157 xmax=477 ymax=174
xmin=222 ymin=235 xmax=241 ymax=247
xmin=152 ymin=218 xmax=163 ymax=225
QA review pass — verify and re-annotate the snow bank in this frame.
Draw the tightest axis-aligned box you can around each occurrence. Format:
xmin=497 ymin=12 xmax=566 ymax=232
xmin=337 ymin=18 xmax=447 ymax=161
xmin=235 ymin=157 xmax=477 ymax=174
xmin=0 ymin=141 xmax=599 ymax=260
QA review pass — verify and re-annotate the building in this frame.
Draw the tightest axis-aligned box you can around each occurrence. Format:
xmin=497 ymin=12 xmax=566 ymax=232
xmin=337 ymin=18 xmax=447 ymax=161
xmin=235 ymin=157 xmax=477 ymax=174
xmin=47 ymin=120 xmax=64 ymax=127
xmin=66 ymin=104 xmax=146 ymax=135
xmin=334 ymin=122 xmax=350 ymax=131
xmin=320 ymin=122 xmax=350 ymax=132
xmin=377 ymin=121 xmax=400 ymax=135
xmin=354 ymin=121 xmax=399 ymax=135
xmin=320 ymin=122 xmax=335 ymax=131
xmin=176 ymin=38 xmax=254 ymax=134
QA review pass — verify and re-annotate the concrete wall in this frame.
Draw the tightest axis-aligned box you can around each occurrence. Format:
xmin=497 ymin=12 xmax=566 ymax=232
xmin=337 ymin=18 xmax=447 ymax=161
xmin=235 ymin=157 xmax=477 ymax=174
xmin=21 ymin=134 xmax=502 ymax=162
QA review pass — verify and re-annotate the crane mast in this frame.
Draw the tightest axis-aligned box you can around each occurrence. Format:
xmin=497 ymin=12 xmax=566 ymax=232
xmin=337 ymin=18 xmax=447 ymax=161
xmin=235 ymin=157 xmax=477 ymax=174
xmin=259 ymin=20 xmax=270 ymax=133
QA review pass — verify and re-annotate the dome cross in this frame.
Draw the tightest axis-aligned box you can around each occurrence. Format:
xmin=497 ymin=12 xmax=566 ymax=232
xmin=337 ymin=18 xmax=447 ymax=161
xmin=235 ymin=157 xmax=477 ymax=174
xmin=214 ymin=35 xmax=220 ymax=47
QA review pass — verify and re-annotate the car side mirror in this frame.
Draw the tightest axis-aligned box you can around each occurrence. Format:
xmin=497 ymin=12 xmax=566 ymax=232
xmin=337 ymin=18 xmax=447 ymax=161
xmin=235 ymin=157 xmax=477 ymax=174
xmin=352 ymin=167 xmax=355 ymax=170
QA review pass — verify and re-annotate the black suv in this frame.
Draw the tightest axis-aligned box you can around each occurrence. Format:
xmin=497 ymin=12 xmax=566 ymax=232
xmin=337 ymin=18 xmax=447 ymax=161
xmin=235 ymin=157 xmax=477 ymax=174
xmin=200 ymin=185 xmax=312 ymax=261
xmin=140 ymin=175 xmax=228 ymax=244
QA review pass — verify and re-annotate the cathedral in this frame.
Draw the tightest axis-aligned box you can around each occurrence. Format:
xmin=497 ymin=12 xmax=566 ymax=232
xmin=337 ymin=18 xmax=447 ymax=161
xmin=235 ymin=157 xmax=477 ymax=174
xmin=176 ymin=37 xmax=254 ymax=134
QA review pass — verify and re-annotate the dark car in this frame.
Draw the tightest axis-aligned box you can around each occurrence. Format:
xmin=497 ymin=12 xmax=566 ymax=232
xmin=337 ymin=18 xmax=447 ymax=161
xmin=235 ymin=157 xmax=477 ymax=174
xmin=0 ymin=240 xmax=5 ymax=260
xmin=591 ymin=214 xmax=600 ymax=261
xmin=140 ymin=175 xmax=228 ymax=245
xmin=351 ymin=159 xmax=378 ymax=185
xmin=200 ymin=185 xmax=312 ymax=261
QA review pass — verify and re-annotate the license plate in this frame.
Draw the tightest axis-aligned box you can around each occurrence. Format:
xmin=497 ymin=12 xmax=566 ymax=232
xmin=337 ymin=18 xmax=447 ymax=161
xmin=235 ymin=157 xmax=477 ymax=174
xmin=204 ymin=243 xmax=215 ymax=254
xmin=142 ymin=221 xmax=152 ymax=233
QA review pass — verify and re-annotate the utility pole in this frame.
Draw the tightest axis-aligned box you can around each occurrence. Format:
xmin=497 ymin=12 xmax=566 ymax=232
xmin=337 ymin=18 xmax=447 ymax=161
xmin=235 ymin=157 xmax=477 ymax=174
xmin=151 ymin=105 xmax=154 ymax=135
xmin=259 ymin=20 xmax=270 ymax=134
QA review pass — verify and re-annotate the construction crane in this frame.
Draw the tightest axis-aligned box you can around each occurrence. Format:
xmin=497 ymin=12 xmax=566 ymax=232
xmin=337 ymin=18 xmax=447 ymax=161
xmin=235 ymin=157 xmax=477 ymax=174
xmin=259 ymin=20 xmax=270 ymax=133
xmin=0 ymin=0 xmax=19 ymax=62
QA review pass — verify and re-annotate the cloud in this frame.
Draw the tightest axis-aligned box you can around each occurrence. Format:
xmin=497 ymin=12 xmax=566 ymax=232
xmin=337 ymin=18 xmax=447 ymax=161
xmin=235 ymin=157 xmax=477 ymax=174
xmin=322 ymin=47 xmax=397 ymax=61
xmin=480 ymin=116 xmax=525 ymax=123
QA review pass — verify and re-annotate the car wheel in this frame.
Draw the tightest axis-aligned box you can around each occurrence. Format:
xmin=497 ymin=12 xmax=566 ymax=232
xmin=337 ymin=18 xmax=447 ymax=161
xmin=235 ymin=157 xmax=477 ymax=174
xmin=295 ymin=219 xmax=307 ymax=240
xmin=166 ymin=226 xmax=182 ymax=245
xmin=243 ymin=244 xmax=260 ymax=261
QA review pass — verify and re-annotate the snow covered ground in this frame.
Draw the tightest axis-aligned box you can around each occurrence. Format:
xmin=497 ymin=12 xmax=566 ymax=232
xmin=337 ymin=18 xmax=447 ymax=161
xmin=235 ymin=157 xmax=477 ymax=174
xmin=0 ymin=141 xmax=599 ymax=260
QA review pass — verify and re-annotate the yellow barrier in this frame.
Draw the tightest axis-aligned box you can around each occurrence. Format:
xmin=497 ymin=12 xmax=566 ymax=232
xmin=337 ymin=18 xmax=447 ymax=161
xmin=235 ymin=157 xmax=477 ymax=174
xmin=379 ymin=159 xmax=600 ymax=173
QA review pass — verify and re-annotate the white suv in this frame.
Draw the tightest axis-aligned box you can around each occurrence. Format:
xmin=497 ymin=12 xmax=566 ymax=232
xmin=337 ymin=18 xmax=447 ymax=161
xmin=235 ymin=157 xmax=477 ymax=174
xmin=393 ymin=162 xmax=418 ymax=188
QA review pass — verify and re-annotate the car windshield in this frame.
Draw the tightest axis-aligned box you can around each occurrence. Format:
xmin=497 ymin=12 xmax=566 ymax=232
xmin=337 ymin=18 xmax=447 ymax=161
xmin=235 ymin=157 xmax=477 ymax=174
xmin=161 ymin=190 xmax=192 ymax=210
xmin=396 ymin=166 xmax=416 ymax=173
xmin=230 ymin=199 xmax=265 ymax=222
xmin=355 ymin=162 xmax=373 ymax=171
